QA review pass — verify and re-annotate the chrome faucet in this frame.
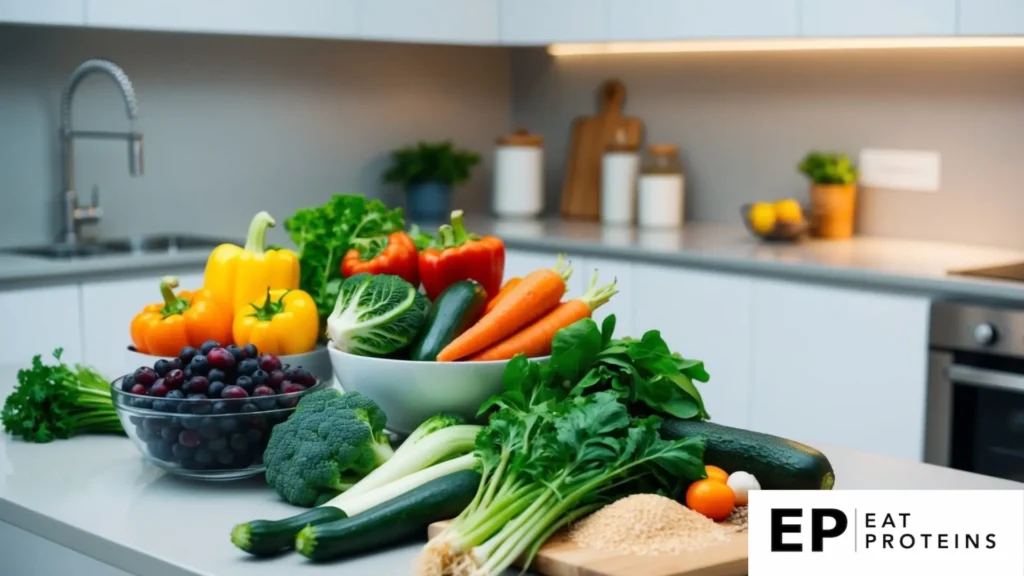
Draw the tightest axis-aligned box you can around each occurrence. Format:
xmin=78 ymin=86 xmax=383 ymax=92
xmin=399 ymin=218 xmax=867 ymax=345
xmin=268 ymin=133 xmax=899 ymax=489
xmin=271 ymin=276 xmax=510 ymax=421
xmin=59 ymin=58 xmax=144 ymax=244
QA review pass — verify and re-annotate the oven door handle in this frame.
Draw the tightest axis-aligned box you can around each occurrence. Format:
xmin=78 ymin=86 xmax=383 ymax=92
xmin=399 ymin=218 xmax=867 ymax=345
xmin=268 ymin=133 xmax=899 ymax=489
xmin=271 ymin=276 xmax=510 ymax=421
xmin=947 ymin=364 xmax=1024 ymax=394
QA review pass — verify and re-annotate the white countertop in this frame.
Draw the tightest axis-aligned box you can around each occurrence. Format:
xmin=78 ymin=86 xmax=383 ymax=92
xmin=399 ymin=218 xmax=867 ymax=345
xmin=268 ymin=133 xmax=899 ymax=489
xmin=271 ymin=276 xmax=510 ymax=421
xmin=6 ymin=218 xmax=1024 ymax=303
xmin=1 ymin=366 xmax=1021 ymax=576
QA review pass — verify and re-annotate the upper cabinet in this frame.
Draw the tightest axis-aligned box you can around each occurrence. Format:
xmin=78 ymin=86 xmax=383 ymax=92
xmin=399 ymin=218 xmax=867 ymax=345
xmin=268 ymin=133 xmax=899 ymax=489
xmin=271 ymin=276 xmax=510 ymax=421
xmin=358 ymin=0 xmax=498 ymax=44
xmin=500 ymin=0 xmax=607 ymax=44
xmin=608 ymin=0 xmax=799 ymax=41
xmin=85 ymin=0 xmax=358 ymax=39
xmin=960 ymin=0 xmax=1024 ymax=35
xmin=0 ymin=0 xmax=83 ymax=26
xmin=801 ymin=0 xmax=957 ymax=37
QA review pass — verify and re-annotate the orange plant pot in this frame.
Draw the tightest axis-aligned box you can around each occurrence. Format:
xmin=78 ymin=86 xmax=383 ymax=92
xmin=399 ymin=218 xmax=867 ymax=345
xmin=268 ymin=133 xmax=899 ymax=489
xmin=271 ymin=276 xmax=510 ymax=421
xmin=810 ymin=184 xmax=856 ymax=239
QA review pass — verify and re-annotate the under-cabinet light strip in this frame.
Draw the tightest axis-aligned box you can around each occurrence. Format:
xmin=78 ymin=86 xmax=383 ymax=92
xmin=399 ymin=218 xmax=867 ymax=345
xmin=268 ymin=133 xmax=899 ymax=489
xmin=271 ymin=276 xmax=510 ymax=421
xmin=548 ymin=36 xmax=1024 ymax=56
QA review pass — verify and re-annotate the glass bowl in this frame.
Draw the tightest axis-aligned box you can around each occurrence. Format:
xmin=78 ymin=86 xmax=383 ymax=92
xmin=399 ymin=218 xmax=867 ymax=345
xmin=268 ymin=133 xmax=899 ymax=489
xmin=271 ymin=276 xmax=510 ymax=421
xmin=111 ymin=376 xmax=328 ymax=481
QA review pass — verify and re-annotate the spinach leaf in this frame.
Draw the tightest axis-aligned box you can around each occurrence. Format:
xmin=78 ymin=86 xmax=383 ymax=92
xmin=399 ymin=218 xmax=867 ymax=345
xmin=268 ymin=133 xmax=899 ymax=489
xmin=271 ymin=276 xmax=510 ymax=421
xmin=550 ymin=318 xmax=602 ymax=383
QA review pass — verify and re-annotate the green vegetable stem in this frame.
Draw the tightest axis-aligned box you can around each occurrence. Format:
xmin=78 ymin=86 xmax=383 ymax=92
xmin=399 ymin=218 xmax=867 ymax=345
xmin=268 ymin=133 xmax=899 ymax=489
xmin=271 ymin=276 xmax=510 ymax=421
xmin=1 ymin=349 xmax=123 ymax=443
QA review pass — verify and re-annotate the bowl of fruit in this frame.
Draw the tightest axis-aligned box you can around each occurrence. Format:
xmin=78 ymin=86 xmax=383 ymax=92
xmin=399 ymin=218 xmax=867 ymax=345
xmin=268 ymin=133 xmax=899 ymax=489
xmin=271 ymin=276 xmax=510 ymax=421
xmin=112 ymin=346 xmax=327 ymax=481
xmin=741 ymin=198 xmax=810 ymax=242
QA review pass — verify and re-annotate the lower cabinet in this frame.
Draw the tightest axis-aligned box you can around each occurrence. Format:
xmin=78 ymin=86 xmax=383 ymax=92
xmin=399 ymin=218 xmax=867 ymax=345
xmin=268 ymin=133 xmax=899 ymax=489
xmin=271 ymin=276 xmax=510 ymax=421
xmin=631 ymin=263 xmax=755 ymax=429
xmin=81 ymin=273 xmax=204 ymax=379
xmin=748 ymin=279 xmax=930 ymax=461
xmin=0 ymin=284 xmax=83 ymax=366
xmin=575 ymin=256 xmax=634 ymax=338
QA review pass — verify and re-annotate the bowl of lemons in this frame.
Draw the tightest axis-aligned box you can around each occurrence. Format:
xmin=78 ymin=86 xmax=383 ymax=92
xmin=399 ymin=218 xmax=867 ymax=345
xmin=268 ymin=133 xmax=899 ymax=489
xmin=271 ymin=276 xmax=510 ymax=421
xmin=741 ymin=198 xmax=809 ymax=242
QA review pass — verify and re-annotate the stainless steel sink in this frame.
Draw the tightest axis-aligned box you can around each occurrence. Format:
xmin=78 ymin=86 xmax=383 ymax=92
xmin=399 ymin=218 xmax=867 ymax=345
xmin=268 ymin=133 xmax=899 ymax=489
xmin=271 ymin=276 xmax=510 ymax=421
xmin=3 ymin=234 xmax=233 ymax=260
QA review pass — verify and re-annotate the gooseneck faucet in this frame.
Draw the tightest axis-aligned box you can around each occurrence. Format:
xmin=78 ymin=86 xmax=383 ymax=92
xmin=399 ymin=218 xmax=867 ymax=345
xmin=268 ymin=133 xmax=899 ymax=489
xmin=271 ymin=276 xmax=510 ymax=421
xmin=59 ymin=58 xmax=144 ymax=244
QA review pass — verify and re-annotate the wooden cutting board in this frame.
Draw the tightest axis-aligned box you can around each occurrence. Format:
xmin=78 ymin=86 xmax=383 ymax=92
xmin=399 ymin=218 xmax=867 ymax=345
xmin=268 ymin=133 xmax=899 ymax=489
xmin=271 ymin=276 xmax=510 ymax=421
xmin=427 ymin=521 xmax=747 ymax=576
xmin=560 ymin=79 xmax=644 ymax=221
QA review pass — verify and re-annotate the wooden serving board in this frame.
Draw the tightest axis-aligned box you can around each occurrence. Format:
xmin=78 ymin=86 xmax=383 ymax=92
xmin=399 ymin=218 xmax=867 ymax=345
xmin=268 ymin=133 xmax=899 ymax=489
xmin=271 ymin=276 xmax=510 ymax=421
xmin=560 ymin=79 xmax=644 ymax=221
xmin=427 ymin=521 xmax=747 ymax=576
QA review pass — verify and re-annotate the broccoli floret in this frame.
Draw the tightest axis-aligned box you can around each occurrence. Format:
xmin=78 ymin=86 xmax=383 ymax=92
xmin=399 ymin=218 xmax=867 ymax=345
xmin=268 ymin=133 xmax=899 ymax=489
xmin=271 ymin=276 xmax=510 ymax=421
xmin=263 ymin=389 xmax=395 ymax=507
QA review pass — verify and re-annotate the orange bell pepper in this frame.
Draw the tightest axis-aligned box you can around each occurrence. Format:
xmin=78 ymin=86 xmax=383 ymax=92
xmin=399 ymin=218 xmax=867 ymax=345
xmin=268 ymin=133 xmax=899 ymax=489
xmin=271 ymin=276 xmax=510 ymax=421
xmin=130 ymin=276 xmax=233 ymax=356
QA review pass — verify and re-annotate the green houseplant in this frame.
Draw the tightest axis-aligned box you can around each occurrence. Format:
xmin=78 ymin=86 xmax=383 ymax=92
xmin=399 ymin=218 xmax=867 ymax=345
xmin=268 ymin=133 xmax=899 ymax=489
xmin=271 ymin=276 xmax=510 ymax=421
xmin=797 ymin=151 xmax=859 ymax=240
xmin=383 ymin=141 xmax=481 ymax=221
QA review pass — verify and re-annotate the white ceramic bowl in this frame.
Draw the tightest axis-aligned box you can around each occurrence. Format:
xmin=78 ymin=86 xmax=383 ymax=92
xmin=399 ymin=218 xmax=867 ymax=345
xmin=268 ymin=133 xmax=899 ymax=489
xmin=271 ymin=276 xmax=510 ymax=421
xmin=124 ymin=345 xmax=334 ymax=383
xmin=328 ymin=346 xmax=549 ymax=436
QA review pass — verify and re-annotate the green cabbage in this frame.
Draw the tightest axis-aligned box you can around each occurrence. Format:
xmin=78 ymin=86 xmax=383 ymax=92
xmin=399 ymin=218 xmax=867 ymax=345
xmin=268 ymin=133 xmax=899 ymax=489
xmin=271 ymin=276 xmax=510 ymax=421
xmin=327 ymin=273 xmax=429 ymax=357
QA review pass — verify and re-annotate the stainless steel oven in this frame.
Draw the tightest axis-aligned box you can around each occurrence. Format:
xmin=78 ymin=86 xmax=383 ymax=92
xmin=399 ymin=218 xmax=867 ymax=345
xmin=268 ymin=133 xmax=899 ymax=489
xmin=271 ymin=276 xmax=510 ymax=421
xmin=926 ymin=301 xmax=1024 ymax=482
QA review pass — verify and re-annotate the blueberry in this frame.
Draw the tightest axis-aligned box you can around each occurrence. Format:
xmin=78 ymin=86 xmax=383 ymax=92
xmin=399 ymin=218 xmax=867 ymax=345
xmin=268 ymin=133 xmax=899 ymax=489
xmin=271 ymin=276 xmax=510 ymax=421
xmin=178 ymin=429 xmax=201 ymax=448
xmin=179 ymin=415 xmax=203 ymax=430
xmin=172 ymin=443 xmax=196 ymax=461
xmin=244 ymin=428 xmax=263 ymax=444
xmin=195 ymin=448 xmax=214 ymax=465
xmin=242 ymin=343 xmax=259 ymax=359
xmin=152 ymin=399 xmax=171 ymax=413
xmin=198 ymin=340 xmax=220 ymax=355
xmin=133 ymin=366 xmax=157 ymax=386
xmin=235 ymin=375 xmax=254 ymax=394
xmin=240 ymin=402 xmax=259 ymax=414
xmin=153 ymin=359 xmax=171 ymax=377
xmin=208 ymin=382 xmax=226 ymax=399
xmin=129 ymin=415 xmax=144 ymax=427
xmin=148 ymin=440 xmax=175 ymax=461
xmin=225 ymin=344 xmax=245 ymax=362
xmin=230 ymin=433 xmax=249 ymax=452
xmin=277 ymin=396 xmax=299 ymax=409
xmin=212 ymin=400 xmax=233 ymax=415
xmin=120 ymin=374 xmax=136 ymax=392
xmin=250 ymin=369 xmax=269 ymax=388
xmin=221 ymin=385 xmax=248 ymax=399
xmin=186 ymin=376 xmax=210 ymax=396
xmin=207 ymin=368 xmax=226 ymax=384
xmin=161 ymin=425 xmax=182 ymax=442
xmin=181 ymin=458 xmax=207 ymax=470
xmin=216 ymin=450 xmax=236 ymax=466
xmin=254 ymin=397 xmax=277 ymax=411
xmin=207 ymin=436 xmax=229 ymax=452
xmin=164 ymin=369 xmax=185 ymax=390
xmin=132 ymin=397 xmax=154 ymax=410
xmin=287 ymin=367 xmax=317 ymax=387
xmin=178 ymin=346 xmax=198 ymax=365
xmin=237 ymin=358 xmax=259 ymax=377
xmin=189 ymin=355 xmax=209 ymax=375
xmin=184 ymin=365 xmax=194 ymax=379
xmin=200 ymin=419 xmax=221 ymax=440
xmin=187 ymin=394 xmax=212 ymax=415
xmin=166 ymin=389 xmax=185 ymax=400
xmin=136 ymin=429 xmax=154 ymax=443
xmin=167 ymin=357 xmax=183 ymax=371
xmin=217 ymin=416 xmax=239 ymax=433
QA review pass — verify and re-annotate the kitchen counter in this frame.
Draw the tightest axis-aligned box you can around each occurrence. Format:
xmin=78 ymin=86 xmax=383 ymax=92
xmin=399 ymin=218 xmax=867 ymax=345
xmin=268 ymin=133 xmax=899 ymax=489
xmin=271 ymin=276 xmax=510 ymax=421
xmin=1 ymin=366 xmax=1021 ymax=576
xmin=5 ymin=218 xmax=1024 ymax=303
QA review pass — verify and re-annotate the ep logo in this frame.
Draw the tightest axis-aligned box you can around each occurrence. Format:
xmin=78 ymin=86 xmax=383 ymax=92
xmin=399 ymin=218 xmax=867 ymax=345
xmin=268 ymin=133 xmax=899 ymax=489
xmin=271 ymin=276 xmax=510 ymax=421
xmin=771 ymin=508 xmax=848 ymax=552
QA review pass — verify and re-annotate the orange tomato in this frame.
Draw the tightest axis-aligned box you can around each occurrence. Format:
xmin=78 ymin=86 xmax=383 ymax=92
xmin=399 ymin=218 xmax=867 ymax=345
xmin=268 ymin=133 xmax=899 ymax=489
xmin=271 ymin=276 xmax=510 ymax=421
xmin=704 ymin=465 xmax=729 ymax=484
xmin=686 ymin=479 xmax=736 ymax=521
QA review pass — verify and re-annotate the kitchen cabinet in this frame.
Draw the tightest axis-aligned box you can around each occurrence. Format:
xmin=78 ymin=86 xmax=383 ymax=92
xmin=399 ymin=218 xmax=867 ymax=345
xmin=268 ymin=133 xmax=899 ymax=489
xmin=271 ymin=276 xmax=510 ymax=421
xmin=357 ymin=0 xmax=499 ymax=44
xmin=500 ymin=0 xmax=607 ymax=44
xmin=0 ymin=0 xmax=83 ymax=26
xmin=748 ymin=279 xmax=929 ymax=461
xmin=85 ymin=0 xmax=359 ymax=39
xmin=608 ymin=0 xmax=799 ymax=41
xmin=0 ymin=285 xmax=83 ymax=367
xmin=801 ymin=0 xmax=957 ymax=37
xmin=575 ymin=256 xmax=634 ymax=338
xmin=959 ymin=0 xmax=1024 ymax=35
xmin=81 ymin=273 xmax=204 ymax=379
xmin=630 ymin=264 xmax=754 ymax=429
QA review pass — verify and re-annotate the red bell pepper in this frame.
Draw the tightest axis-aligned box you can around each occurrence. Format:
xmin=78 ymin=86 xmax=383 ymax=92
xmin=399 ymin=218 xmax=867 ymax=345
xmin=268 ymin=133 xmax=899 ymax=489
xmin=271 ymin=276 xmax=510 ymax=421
xmin=341 ymin=231 xmax=420 ymax=286
xmin=419 ymin=210 xmax=504 ymax=301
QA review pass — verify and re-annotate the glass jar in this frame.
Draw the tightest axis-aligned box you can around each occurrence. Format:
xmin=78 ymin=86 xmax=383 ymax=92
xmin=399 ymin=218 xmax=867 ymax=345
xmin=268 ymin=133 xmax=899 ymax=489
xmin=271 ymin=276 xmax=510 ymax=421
xmin=637 ymin=144 xmax=685 ymax=228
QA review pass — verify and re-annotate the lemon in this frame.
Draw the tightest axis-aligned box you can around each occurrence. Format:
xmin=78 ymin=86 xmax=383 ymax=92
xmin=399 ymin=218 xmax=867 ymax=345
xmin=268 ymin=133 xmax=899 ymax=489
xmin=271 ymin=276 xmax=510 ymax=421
xmin=748 ymin=203 xmax=777 ymax=235
xmin=773 ymin=198 xmax=803 ymax=224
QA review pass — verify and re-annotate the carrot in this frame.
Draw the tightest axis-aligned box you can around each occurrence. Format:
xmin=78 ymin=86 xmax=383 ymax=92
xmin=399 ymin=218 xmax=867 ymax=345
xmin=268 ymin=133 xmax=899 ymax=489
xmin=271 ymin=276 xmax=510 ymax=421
xmin=436 ymin=255 xmax=572 ymax=362
xmin=484 ymin=277 xmax=522 ymax=315
xmin=468 ymin=271 xmax=618 ymax=361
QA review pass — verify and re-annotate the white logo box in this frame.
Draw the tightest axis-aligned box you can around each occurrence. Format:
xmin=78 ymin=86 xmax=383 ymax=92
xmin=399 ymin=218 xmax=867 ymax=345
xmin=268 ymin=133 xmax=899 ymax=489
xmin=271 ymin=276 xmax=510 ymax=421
xmin=748 ymin=490 xmax=1024 ymax=576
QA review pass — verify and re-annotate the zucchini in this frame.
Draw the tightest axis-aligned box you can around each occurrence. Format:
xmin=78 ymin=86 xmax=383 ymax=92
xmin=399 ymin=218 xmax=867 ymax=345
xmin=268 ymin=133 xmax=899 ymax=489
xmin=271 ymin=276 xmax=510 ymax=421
xmin=410 ymin=281 xmax=487 ymax=361
xmin=661 ymin=419 xmax=835 ymax=490
xmin=231 ymin=507 xmax=346 ymax=557
xmin=295 ymin=469 xmax=481 ymax=562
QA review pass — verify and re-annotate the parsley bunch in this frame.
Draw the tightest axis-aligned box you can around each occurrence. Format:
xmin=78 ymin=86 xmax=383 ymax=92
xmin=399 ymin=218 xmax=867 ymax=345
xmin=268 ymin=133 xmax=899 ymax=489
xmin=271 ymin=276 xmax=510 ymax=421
xmin=1 ymin=349 xmax=123 ymax=443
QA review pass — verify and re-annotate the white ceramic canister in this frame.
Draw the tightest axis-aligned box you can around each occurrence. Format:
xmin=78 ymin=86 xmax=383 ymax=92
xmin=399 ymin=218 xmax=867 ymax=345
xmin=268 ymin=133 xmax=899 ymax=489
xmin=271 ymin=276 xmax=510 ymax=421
xmin=600 ymin=135 xmax=640 ymax=225
xmin=637 ymin=144 xmax=685 ymax=228
xmin=493 ymin=128 xmax=544 ymax=218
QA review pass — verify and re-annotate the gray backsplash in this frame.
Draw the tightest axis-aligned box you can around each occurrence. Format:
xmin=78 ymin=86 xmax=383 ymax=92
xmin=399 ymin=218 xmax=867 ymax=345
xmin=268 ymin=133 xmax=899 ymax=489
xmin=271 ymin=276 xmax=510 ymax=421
xmin=511 ymin=47 xmax=1024 ymax=249
xmin=0 ymin=25 xmax=510 ymax=248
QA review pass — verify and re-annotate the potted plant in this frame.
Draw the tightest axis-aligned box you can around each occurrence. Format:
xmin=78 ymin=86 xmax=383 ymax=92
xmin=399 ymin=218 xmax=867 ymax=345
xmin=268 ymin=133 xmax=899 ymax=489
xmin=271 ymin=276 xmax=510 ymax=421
xmin=383 ymin=140 xmax=481 ymax=222
xmin=798 ymin=151 xmax=859 ymax=239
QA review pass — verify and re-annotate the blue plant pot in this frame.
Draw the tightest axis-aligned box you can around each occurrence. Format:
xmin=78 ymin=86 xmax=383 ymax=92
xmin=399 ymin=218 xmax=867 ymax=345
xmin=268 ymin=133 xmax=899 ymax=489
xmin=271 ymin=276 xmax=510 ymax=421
xmin=406 ymin=180 xmax=452 ymax=223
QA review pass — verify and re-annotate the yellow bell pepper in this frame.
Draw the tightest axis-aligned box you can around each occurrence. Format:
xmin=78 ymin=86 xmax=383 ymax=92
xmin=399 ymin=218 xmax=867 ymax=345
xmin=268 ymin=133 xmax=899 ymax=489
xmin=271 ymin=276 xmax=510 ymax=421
xmin=233 ymin=288 xmax=319 ymax=356
xmin=204 ymin=211 xmax=300 ymax=314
